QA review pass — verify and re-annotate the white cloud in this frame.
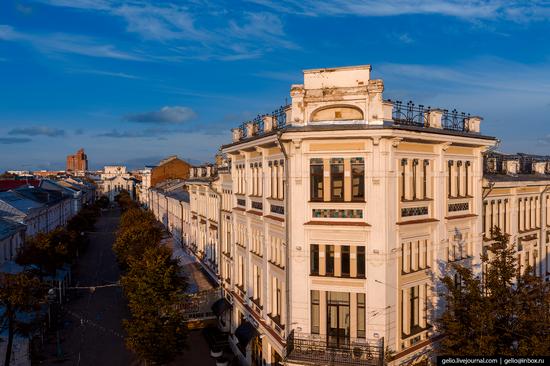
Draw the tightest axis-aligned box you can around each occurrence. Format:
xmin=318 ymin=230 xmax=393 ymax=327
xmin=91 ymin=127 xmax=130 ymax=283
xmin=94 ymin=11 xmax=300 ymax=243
xmin=123 ymin=106 xmax=197 ymax=124
xmin=31 ymin=0 xmax=296 ymax=60
xmin=68 ymin=69 xmax=143 ymax=79
xmin=0 ymin=25 xmax=145 ymax=60
xmin=8 ymin=126 xmax=66 ymax=137
xmin=247 ymin=0 xmax=550 ymax=21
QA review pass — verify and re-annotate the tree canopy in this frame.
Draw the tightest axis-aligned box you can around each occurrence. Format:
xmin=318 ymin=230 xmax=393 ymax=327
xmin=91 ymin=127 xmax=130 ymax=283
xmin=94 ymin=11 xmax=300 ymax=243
xmin=121 ymin=245 xmax=187 ymax=364
xmin=0 ymin=272 xmax=46 ymax=366
xmin=437 ymin=228 xmax=550 ymax=356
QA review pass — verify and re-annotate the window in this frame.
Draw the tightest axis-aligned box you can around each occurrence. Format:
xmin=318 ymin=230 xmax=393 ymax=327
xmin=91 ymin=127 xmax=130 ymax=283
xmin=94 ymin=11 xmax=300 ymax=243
xmin=351 ymin=157 xmax=365 ymax=201
xmin=326 ymin=245 xmax=334 ymax=276
xmin=310 ymin=159 xmax=324 ymax=201
xmin=311 ymin=290 xmax=320 ymax=334
xmin=331 ymin=158 xmax=344 ymax=201
xmin=357 ymin=246 xmax=365 ymax=278
xmin=357 ymin=293 xmax=366 ymax=338
xmin=410 ymin=286 xmax=420 ymax=331
xmin=341 ymin=246 xmax=350 ymax=277
xmin=310 ymin=244 xmax=319 ymax=275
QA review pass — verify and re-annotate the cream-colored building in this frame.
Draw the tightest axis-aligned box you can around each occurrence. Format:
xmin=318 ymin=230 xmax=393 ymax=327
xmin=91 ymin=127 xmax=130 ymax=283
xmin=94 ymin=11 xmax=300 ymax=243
xmin=220 ymin=65 xmax=499 ymax=366
xmin=143 ymin=64 xmax=548 ymax=366
xmin=99 ymin=166 xmax=136 ymax=201
xmin=482 ymin=152 xmax=550 ymax=278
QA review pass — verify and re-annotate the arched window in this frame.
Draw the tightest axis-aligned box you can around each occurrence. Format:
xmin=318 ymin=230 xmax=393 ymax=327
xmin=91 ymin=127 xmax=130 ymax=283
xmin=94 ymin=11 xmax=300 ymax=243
xmin=310 ymin=105 xmax=364 ymax=122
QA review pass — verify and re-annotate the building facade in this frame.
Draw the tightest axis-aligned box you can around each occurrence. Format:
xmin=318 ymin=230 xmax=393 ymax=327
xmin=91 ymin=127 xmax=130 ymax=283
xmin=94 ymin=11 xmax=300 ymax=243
xmin=66 ymin=148 xmax=88 ymax=175
xmin=143 ymin=65 xmax=549 ymax=366
xmin=99 ymin=166 xmax=136 ymax=201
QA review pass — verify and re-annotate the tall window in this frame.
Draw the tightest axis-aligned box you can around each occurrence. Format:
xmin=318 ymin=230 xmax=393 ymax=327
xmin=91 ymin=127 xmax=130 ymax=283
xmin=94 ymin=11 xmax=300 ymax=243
xmin=341 ymin=246 xmax=350 ymax=277
xmin=410 ymin=286 xmax=420 ymax=331
xmin=357 ymin=293 xmax=366 ymax=338
xmin=357 ymin=246 xmax=366 ymax=278
xmin=351 ymin=157 xmax=365 ymax=201
xmin=330 ymin=158 xmax=344 ymax=201
xmin=311 ymin=290 xmax=320 ymax=334
xmin=310 ymin=244 xmax=319 ymax=275
xmin=310 ymin=159 xmax=324 ymax=201
xmin=326 ymin=245 xmax=335 ymax=276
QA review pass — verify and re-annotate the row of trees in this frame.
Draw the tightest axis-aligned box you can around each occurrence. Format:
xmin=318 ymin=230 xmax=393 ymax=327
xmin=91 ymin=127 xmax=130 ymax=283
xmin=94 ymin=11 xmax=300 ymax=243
xmin=113 ymin=191 xmax=188 ymax=365
xmin=437 ymin=228 xmax=550 ymax=356
xmin=1 ymin=200 xmax=104 ymax=366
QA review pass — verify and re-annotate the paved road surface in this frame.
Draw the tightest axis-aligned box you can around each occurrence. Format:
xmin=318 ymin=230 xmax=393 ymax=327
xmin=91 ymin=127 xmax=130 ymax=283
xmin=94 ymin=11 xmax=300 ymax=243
xmin=40 ymin=207 xmax=218 ymax=366
xmin=42 ymin=208 xmax=139 ymax=366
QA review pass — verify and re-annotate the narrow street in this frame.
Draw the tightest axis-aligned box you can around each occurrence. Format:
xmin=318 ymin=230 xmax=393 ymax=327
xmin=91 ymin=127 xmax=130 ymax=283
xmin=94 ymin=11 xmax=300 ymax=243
xmin=41 ymin=207 xmax=139 ymax=366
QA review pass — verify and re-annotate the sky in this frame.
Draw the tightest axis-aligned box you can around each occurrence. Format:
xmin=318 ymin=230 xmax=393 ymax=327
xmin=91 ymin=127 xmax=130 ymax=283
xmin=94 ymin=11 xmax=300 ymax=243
xmin=0 ymin=0 xmax=549 ymax=171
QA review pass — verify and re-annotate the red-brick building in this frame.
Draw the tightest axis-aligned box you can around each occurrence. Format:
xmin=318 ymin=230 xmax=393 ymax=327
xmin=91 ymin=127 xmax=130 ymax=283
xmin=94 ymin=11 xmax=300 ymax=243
xmin=66 ymin=148 xmax=88 ymax=174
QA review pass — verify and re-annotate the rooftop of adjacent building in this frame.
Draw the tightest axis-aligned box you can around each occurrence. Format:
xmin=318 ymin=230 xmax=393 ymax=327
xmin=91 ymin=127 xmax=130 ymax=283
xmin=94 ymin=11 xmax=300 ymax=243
xmin=0 ymin=179 xmax=41 ymax=192
xmin=484 ymin=151 xmax=550 ymax=182
xmin=0 ymin=190 xmax=45 ymax=215
xmin=0 ymin=217 xmax=25 ymax=240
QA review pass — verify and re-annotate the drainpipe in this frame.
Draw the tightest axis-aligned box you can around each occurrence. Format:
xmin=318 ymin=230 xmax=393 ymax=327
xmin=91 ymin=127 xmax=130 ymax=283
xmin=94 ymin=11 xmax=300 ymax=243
xmin=539 ymin=185 xmax=550 ymax=275
xmin=276 ymin=131 xmax=291 ymax=345
xmin=210 ymin=180 xmax=223 ymax=290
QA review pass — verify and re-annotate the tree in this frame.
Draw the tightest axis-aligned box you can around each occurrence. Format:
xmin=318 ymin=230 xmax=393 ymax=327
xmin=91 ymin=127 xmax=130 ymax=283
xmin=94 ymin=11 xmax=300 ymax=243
xmin=437 ymin=228 xmax=550 ymax=356
xmin=0 ymin=272 xmax=45 ymax=366
xmin=16 ymin=230 xmax=73 ymax=275
xmin=121 ymin=245 xmax=187 ymax=364
xmin=115 ymin=190 xmax=137 ymax=211
xmin=113 ymin=223 xmax=162 ymax=268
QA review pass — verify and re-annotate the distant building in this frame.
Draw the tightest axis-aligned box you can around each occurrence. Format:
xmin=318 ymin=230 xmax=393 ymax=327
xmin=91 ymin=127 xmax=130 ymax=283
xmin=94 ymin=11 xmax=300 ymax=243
xmin=151 ymin=156 xmax=192 ymax=187
xmin=33 ymin=170 xmax=65 ymax=178
xmin=99 ymin=166 xmax=136 ymax=201
xmin=137 ymin=156 xmax=192 ymax=207
xmin=66 ymin=148 xmax=88 ymax=175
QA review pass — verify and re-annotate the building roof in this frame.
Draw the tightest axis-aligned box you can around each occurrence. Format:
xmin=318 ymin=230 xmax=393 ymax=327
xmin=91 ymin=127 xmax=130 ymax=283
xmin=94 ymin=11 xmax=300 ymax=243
xmin=166 ymin=189 xmax=190 ymax=203
xmin=14 ymin=186 xmax=66 ymax=206
xmin=0 ymin=191 xmax=44 ymax=217
xmin=0 ymin=179 xmax=41 ymax=192
xmin=0 ymin=217 xmax=25 ymax=240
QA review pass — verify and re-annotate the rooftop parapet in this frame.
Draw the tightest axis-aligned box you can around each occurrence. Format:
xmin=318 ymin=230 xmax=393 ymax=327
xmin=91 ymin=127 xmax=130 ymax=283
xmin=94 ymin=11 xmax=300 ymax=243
xmin=228 ymin=65 xmax=485 ymax=143
xmin=484 ymin=152 xmax=550 ymax=176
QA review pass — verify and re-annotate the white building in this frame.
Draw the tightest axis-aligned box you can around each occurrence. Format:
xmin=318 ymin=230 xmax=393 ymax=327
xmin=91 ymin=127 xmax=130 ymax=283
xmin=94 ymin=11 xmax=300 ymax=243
xmin=99 ymin=166 xmax=136 ymax=201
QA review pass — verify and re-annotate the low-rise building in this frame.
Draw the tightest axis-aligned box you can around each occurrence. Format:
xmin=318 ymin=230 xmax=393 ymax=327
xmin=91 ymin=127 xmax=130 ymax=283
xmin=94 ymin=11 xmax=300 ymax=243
xmin=0 ymin=217 xmax=25 ymax=266
xmin=99 ymin=166 xmax=136 ymax=201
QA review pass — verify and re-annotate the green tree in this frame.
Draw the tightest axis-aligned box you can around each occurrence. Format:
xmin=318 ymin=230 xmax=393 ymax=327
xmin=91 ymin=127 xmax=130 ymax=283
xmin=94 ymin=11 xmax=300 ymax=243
xmin=121 ymin=245 xmax=187 ymax=364
xmin=16 ymin=229 xmax=73 ymax=275
xmin=0 ymin=272 xmax=46 ymax=366
xmin=113 ymin=223 xmax=162 ymax=268
xmin=118 ymin=208 xmax=157 ymax=232
xmin=115 ymin=190 xmax=137 ymax=211
xmin=437 ymin=228 xmax=550 ymax=356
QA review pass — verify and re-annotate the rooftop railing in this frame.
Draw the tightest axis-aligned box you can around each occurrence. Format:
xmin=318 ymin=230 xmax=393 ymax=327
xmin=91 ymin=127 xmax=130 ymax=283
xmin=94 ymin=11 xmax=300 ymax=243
xmin=234 ymin=105 xmax=290 ymax=141
xmin=390 ymin=100 xmax=471 ymax=133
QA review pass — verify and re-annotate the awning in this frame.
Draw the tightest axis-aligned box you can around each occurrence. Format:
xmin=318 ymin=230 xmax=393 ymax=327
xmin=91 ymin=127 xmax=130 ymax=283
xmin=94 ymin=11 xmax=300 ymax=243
xmin=235 ymin=321 xmax=259 ymax=348
xmin=211 ymin=298 xmax=232 ymax=317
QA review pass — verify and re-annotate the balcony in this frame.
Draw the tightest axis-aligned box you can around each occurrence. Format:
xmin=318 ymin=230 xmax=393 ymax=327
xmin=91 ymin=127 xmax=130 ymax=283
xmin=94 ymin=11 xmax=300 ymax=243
xmin=285 ymin=331 xmax=384 ymax=366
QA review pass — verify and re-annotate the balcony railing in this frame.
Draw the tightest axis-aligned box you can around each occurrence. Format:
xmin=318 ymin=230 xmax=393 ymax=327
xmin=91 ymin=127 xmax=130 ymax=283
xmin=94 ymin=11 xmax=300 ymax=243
xmin=285 ymin=331 xmax=384 ymax=366
xmin=390 ymin=100 xmax=470 ymax=133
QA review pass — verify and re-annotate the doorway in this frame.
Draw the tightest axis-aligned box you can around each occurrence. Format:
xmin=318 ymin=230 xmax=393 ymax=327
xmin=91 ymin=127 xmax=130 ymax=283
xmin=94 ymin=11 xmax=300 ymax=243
xmin=327 ymin=291 xmax=350 ymax=346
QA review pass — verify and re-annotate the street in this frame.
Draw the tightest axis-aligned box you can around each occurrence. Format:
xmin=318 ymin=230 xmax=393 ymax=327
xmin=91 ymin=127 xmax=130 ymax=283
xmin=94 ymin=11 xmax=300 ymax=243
xmin=41 ymin=207 xmax=138 ymax=365
xmin=40 ymin=207 xmax=218 ymax=366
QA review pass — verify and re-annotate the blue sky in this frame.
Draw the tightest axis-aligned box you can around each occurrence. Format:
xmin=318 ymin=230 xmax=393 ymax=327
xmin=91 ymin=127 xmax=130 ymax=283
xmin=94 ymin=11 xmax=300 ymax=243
xmin=0 ymin=0 xmax=549 ymax=171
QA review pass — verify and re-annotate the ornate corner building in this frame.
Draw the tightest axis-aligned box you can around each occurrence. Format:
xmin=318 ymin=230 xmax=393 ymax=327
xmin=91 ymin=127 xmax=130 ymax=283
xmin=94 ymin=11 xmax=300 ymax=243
xmin=144 ymin=65 xmax=550 ymax=366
